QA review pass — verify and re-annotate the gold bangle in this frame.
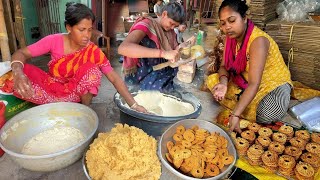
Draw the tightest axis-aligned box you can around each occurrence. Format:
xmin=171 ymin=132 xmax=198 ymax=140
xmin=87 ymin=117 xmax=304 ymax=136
xmin=130 ymin=102 xmax=138 ymax=109
xmin=219 ymin=74 xmax=229 ymax=80
xmin=230 ymin=112 xmax=240 ymax=118
xmin=10 ymin=60 xmax=24 ymax=68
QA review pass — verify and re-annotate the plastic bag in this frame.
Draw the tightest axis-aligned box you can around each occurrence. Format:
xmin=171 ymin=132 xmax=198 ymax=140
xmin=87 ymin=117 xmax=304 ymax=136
xmin=289 ymin=97 xmax=320 ymax=132
xmin=0 ymin=62 xmax=13 ymax=93
xmin=277 ymin=0 xmax=320 ymax=22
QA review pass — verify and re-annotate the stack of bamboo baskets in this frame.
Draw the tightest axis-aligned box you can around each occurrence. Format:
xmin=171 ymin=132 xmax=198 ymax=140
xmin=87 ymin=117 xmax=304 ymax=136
xmin=247 ymin=0 xmax=278 ymax=29
xmin=265 ymin=20 xmax=320 ymax=90
xmin=212 ymin=0 xmax=278 ymax=30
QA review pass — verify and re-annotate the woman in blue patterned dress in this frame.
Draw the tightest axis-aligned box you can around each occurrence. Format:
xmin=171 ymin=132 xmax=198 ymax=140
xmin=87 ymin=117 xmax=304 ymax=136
xmin=118 ymin=2 xmax=191 ymax=92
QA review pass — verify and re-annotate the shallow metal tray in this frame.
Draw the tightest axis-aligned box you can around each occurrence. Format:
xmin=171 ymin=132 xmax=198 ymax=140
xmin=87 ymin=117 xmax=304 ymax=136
xmin=289 ymin=97 xmax=320 ymax=132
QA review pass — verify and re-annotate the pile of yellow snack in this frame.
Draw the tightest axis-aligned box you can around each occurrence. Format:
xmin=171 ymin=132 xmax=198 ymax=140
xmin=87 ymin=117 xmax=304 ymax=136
xmin=232 ymin=123 xmax=320 ymax=180
xmin=165 ymin=125 xmax=234 ymax=178
xmin=86 ymin=124 xmax=161 ymax=180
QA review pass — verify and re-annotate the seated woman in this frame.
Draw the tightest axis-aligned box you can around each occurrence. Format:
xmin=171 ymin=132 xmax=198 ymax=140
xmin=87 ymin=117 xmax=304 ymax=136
xmin=10 ymin=2 xmax=146 ymax=112
xmin=206 ymin=0 xmax=292 ymax=133
xmin=118 ymin=2 xmax=194 ymax=92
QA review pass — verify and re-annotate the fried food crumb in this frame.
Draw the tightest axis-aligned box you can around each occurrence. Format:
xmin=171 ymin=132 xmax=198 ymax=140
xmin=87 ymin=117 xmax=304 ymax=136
xmin=86 ymin=124 xmax=161 ymax=180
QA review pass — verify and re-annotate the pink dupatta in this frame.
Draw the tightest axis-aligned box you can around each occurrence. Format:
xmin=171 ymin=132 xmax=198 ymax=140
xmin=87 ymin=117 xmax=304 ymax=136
xmin=224 ymin=19 xmax=254 ymax=89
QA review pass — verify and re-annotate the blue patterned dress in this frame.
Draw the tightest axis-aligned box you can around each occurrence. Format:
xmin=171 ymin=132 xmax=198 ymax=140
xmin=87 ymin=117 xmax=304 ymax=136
xmin=125 ymin=36 xmax=178 ymax=92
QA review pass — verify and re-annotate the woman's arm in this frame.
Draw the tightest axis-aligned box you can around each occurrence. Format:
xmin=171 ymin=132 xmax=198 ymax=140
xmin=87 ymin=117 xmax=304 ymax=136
xmin=218 ymin=59 xmax=229 ymax=86
xmin=11 ymin=48 xmax=32 ymax=74
xmin=229 ymin=37 xmax=270 ymax=132
xmin=232 ymin=37 xmax=269 ymax=116
xmin=118 ymin=30 xmax=160 ymax=58
xmin=118 ymin=30 xmax=179 ymax=61
xmin=11 ymin=48 xmax=32 ymax=64
xmin=11 ymin=34 xmax=56 ymax=74
xmin=11 ymin=35 xmax=56 ymax=98
xmin=105 ymin=70 xmax=147 ymax=113
xmin=177 ymin=36 xmax=196 ymax=49
xmin=10 ymin=48 xmax=33 ymax=98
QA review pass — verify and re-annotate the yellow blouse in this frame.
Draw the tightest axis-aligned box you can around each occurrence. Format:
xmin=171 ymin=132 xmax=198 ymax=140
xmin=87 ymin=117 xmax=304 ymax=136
xmin=241 ymin=26 xmax=292 ymax=120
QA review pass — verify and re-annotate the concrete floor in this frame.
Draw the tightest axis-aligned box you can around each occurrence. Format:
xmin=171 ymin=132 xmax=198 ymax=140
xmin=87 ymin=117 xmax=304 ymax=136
xmin=0 ymin=59 xmax=221 ymax=180
xmin=0 ymin=29 xmax=223 ymax=180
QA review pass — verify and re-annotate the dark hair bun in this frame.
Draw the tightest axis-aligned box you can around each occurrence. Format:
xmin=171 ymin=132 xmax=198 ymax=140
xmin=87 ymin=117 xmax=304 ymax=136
xmin=66 ymin=2 xmax=76 ymax=8
xmin=64 ymin=3 xmax=95 ymax=27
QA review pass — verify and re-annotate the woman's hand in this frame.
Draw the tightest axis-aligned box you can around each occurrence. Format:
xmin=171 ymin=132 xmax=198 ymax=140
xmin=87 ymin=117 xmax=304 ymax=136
xmin=105 ymin=70 xmax=150 ymax=114
xmin=13 ymin=71 xmax=33 ymax=98
xmin=178 ymin=36 xmax=196 ymax=49
xmin=131 ymin=104 xmax=148 ymax=113
xmin=229 ymin=115 xmax=242 ymax=133
xmin=185 ymin=36 xmax=196 ymax=46
xmin=162 ymin=49 xmax=180 ymax=63
xmin=212 ymin=83 xmax=227 ymax=101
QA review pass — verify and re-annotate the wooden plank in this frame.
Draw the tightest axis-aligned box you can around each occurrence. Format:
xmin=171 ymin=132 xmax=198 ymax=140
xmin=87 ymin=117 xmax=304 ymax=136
xmin=3 ymin=0 xmax=17 ymax=53
xmin=0 ymin=0 xmax=11 ymax=61
xmin=13 ymin=0 xmax=26 ymax=48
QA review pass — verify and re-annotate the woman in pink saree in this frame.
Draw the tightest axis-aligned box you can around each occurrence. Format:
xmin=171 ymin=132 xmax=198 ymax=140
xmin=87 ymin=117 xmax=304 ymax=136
xmin=9 ymin=2 xmax=147 ymax=112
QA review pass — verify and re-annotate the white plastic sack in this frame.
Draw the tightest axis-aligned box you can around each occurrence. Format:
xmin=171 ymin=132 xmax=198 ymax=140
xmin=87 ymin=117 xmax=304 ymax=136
xmin=277 ymin=0 xmax=320 ymax=22
xmin=0 ymin=61 xmax=11 ymax=77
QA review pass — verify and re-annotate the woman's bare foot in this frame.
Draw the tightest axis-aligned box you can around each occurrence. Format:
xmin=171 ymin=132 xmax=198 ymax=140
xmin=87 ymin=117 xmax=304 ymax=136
xmin=81 ymin=93 xmax=93 ymax=106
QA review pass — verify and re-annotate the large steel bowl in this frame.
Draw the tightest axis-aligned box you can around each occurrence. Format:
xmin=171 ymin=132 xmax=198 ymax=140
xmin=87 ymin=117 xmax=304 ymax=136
xmin=0 ymin=102 xmax=99 ymax=172
xmin=159 ymin=119 xmax=237 ymax=180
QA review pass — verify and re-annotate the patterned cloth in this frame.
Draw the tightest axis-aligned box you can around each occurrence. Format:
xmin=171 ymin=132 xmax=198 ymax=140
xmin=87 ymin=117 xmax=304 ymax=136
xmin=123 ymin=17 xmax=178 ymax=92
xmin=125 ymin=37 xmax=177 ymax=92
xmin=291 ymin=81 xmax=320 ymax=101
xmin=256 ymin=83 xmax=291 ymax=124
xmin=123 ymin=17 xmax=177 ymax=75
xmin=206 ymin=26 xmax=292 ymax=122
xmin=14 ymin=42 xmax=112 ymax=104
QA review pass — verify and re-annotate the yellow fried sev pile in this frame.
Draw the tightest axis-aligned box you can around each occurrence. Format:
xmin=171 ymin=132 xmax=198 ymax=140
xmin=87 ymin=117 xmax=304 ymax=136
xmin=86 ymin=124 xmax=161 ymax=180
xmin=166 ymin=125 xmax=234 ymax=178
